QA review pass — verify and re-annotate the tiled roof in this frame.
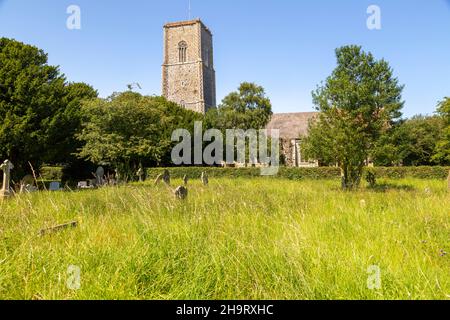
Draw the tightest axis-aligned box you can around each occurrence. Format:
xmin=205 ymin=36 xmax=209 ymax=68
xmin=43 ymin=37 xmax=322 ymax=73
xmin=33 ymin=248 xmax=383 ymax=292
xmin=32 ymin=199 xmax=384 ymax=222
xmin=266 ymin=112 xmax=318 ymax=140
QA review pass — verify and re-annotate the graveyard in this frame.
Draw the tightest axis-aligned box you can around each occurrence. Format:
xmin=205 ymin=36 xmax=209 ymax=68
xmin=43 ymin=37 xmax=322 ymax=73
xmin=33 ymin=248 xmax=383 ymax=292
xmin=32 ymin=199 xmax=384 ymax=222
xmin=1 ymin=1 xmax=449 ymax=304
xmin=0 ymin=170 xmax=448 ymax=300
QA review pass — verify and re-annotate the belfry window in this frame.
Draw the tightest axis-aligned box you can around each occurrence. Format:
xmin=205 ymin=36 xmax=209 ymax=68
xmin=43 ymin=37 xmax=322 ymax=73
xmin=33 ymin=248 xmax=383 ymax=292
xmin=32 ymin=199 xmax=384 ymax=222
xmin=178 ymin=41 xmax=187 ymax=63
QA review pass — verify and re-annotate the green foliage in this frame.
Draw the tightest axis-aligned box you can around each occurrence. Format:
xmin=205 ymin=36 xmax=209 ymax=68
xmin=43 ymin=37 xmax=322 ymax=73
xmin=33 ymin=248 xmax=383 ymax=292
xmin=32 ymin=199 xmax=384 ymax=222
xmin=303 ymin=45 xmax=404 ymax=189
xmin=206 ymin=82 xmax=272 ymax=130
xmin=39 ymin=166 xmax=63 ymax=181
xmin=373 ymin=115 xmax=445 ymax=166
xmin=0 ymin=38 xmax=97 ymax=178
xmin=433 ymin=97 xmax=450 ymax=164
xmin=146 ymin=166 xmax=450 ymax=181
xmin=77 ymin=92 xmax=202 ymax=178
xmin=365 ymin=168 xmax=377 ymax=187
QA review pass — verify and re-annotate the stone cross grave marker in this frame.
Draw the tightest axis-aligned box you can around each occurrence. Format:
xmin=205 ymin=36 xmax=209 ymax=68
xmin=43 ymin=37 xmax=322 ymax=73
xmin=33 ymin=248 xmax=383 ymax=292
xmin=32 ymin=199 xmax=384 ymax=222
xmin=137 ymin=166 xmax=145 ymax=182
xmin=0 ymin=160 xmax=14 ymax=199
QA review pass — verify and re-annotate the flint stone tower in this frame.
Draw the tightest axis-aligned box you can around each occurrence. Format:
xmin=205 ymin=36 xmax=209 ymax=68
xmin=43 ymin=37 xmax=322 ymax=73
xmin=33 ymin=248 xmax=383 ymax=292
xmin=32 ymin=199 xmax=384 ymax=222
xmin=162 ymin=19 xmax=216 ymax=114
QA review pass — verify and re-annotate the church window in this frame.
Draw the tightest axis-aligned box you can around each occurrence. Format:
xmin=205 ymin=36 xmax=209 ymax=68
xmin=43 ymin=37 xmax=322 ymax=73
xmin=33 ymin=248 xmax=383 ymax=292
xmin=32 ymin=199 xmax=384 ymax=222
xmin=178 ymin=41 xmax=187 ymax=63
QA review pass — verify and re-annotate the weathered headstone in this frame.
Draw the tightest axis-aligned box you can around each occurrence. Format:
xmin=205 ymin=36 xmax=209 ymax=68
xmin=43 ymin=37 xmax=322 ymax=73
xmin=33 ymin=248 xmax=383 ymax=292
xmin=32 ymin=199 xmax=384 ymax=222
xmin=174 ymin=186 xmax=188 ymax=200
xmin=20 ymin=175 xmax=36 ymax=193
xmin=77 ymin=181 xmax=88 ymax=189
xmin=201 ymin=172 xmax=209 ymax=186
xmin=154 ymin=174 xmax=163 ymax=186
xmin=137 ymin=166 xmax=145 ymax=182
xmin=183 ymin=175 xmax=188 ymax=186
xmin=162 ymin=170 xmax=170 ymax=185
xmin=0 ymin=160 xmax=14 ymax=199
xmin=49 ymin=181 xmax=62 ymax=191
xmin=96 ymin=166 xmax=105 ymax=186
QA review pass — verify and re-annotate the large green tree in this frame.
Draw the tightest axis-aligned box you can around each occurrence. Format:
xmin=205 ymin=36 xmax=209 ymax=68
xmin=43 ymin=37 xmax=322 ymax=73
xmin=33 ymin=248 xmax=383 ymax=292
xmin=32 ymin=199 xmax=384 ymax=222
xmin=303 ymin=45 xmax=404 ymax=189
xmin=77 ymin=92 xmax=201 ymax=179
xmin=373 ymin=115 xmax=445 ymax=166
xmin=0 ymin=38 xmax=96 ymax=179
xmin=433 ymin=97 xmax=450 ymax=164
xmin=206 ymin=82 xmax=272 ymax=130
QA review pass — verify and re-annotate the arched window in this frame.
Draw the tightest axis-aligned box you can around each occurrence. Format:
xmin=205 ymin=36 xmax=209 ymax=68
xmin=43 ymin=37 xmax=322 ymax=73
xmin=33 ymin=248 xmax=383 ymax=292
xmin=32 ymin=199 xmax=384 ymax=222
xmin=178 ymin=41 xmax=187 ymax=63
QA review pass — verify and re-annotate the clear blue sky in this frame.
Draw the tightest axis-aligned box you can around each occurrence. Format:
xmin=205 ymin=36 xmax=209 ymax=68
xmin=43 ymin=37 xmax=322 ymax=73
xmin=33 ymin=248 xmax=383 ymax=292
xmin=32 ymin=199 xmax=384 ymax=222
xmin=1 ymin=0 xmax=449 ymax=117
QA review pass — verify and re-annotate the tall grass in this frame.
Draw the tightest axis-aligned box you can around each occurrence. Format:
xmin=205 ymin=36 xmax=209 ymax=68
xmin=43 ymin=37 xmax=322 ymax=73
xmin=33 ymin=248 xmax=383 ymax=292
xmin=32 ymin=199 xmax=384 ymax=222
xmin=0 ymin=178 xmax=448 ymax=300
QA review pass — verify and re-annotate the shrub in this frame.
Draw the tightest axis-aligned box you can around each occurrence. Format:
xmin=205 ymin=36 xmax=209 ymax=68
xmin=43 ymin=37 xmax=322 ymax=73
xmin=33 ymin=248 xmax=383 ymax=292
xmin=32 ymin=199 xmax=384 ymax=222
xmin=146 ymin=166 xmax=450 ymax=181
xmin=39 ymin=166 xmax=63 ymax=180
xmin=365 ymin=168 xmax=377 ymax=187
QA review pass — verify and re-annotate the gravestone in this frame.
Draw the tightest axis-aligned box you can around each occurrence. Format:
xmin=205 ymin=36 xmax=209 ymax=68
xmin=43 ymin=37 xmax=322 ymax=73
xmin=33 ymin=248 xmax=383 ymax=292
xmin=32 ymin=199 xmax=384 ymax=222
xmin=137 ymin=166 xmax=145 ymax=182
xmin=162 ymin=170 xmax=170 ymax=185
xmin=183 ymin=175 xmax=188 ymax=186
xmin=20 ymin=175 xmax=36 ymax=193
xmin=96 ymin=166 xmax=105 ymax=186
xmin=201 ymin=172 xmax=209 ymax=186
xmin=77 ymin=181 xmax=88 ymax=189
xmin=174 ymin=186 xmax=188 ymax=200
xmin=49 ymin=181 xmax=62 ymax=191
xmin=0 ymin=160 xmax=14 ymax=199
xmin=154 ymin=174 xmax=163 ymax=186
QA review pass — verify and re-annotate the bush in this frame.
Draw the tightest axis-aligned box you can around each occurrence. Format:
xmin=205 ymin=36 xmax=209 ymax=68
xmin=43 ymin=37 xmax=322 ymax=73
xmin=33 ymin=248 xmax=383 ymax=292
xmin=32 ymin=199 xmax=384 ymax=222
xmin=146 ymin=166 xmax=450 ymax=181
xmin=39 ymin=166 xmax=63 ymax=181
xmin=365 ymin=168 xmax=377 ymax=187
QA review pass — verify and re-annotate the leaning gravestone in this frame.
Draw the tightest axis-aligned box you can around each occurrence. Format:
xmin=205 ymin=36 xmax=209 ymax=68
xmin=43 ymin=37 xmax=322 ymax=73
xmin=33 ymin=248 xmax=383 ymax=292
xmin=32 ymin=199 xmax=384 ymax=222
xmin=0 ymin=160 xmax=14 ymax=199
xmin=137 ymin=166 xmax=145 ymax=182
xmin=162 ymin=170 xmax=170 ymax=185
xmin=201 ymin=172 xmax=209 ymax=186
xmin=174 ymin=186 xmax=188 ymax=200
xmin=96 ymin=166 xmax=105 ymax=186
xmin=154 ymin=174 xmax=163 ymax=186
xmin=20 ymin=175 xmax=35 ymax=193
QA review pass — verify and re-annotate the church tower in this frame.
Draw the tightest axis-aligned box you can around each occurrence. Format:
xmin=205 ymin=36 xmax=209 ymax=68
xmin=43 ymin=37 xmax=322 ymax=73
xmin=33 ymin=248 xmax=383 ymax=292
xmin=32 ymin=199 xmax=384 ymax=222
xmin=162 ymin=19 xmax=216 ymax=114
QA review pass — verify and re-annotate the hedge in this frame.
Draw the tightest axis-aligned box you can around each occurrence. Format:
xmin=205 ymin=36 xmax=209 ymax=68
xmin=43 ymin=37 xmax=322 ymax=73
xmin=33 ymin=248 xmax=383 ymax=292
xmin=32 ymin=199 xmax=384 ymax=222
xmin=147 ymin=166 xmax=450 ymax=180
xmin=39 ymin=166 xmax=63 ymax=180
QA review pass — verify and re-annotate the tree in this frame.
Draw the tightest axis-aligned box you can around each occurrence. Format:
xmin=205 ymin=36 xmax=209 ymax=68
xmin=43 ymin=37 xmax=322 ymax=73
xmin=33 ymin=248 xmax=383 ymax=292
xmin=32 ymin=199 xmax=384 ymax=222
xmin=433 ymin=97 xmax=450 ymax=164
xmin=0 ymin=38 xmax=98 ymax=179
xmin=0 ymin=38 xmax=90 ymax=179
xmin=206 ymin=82 xmax=272 ymax=130
xmin=303 ymin=45 xmax=404 ymax=189
xmin=373 ymin=115 xmax=444 ymax=166
xmin=44 ymin=82 xmax=98 ymax=164
xmin=77 ymin=92 xmax=201 ymax=179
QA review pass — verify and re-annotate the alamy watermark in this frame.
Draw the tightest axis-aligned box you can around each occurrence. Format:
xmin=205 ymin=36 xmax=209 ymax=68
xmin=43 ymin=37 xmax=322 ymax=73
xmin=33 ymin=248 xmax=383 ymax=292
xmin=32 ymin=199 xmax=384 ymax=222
xmin=367 ymin=5 xmax=381 ymax=30
xmin=66 ymin=5 xmax=81 ymax=30
xmin=367 ymin=265 xmax=382 ymax=290
xmin=171 ymin=122 xmax=280 ymax=176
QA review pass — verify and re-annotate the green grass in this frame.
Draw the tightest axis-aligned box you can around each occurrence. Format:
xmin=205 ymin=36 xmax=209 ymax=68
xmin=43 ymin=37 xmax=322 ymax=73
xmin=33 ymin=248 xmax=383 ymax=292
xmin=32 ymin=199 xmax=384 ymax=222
xmin=0 ymin=178 xmax=448 ymax=300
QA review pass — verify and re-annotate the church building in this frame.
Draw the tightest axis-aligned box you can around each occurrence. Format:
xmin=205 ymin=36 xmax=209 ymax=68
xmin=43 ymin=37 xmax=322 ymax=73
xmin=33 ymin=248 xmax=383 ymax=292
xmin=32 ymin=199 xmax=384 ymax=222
xmin=162 ymin=19 xmax=317 ymax=167
xmin=162 ymin=19 xmax=216 ymax=114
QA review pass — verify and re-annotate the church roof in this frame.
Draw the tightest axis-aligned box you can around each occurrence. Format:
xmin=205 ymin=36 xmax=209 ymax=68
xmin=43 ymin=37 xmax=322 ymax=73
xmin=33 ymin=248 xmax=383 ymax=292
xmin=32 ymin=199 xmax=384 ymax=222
xmin=266 ymin=112 xmax=318 ymax=140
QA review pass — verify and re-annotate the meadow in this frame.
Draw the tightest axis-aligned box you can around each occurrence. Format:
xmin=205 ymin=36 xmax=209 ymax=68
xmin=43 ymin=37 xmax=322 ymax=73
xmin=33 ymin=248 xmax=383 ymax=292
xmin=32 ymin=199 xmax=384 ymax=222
xmin=0 ymin=178 xmax=448 ymax=300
